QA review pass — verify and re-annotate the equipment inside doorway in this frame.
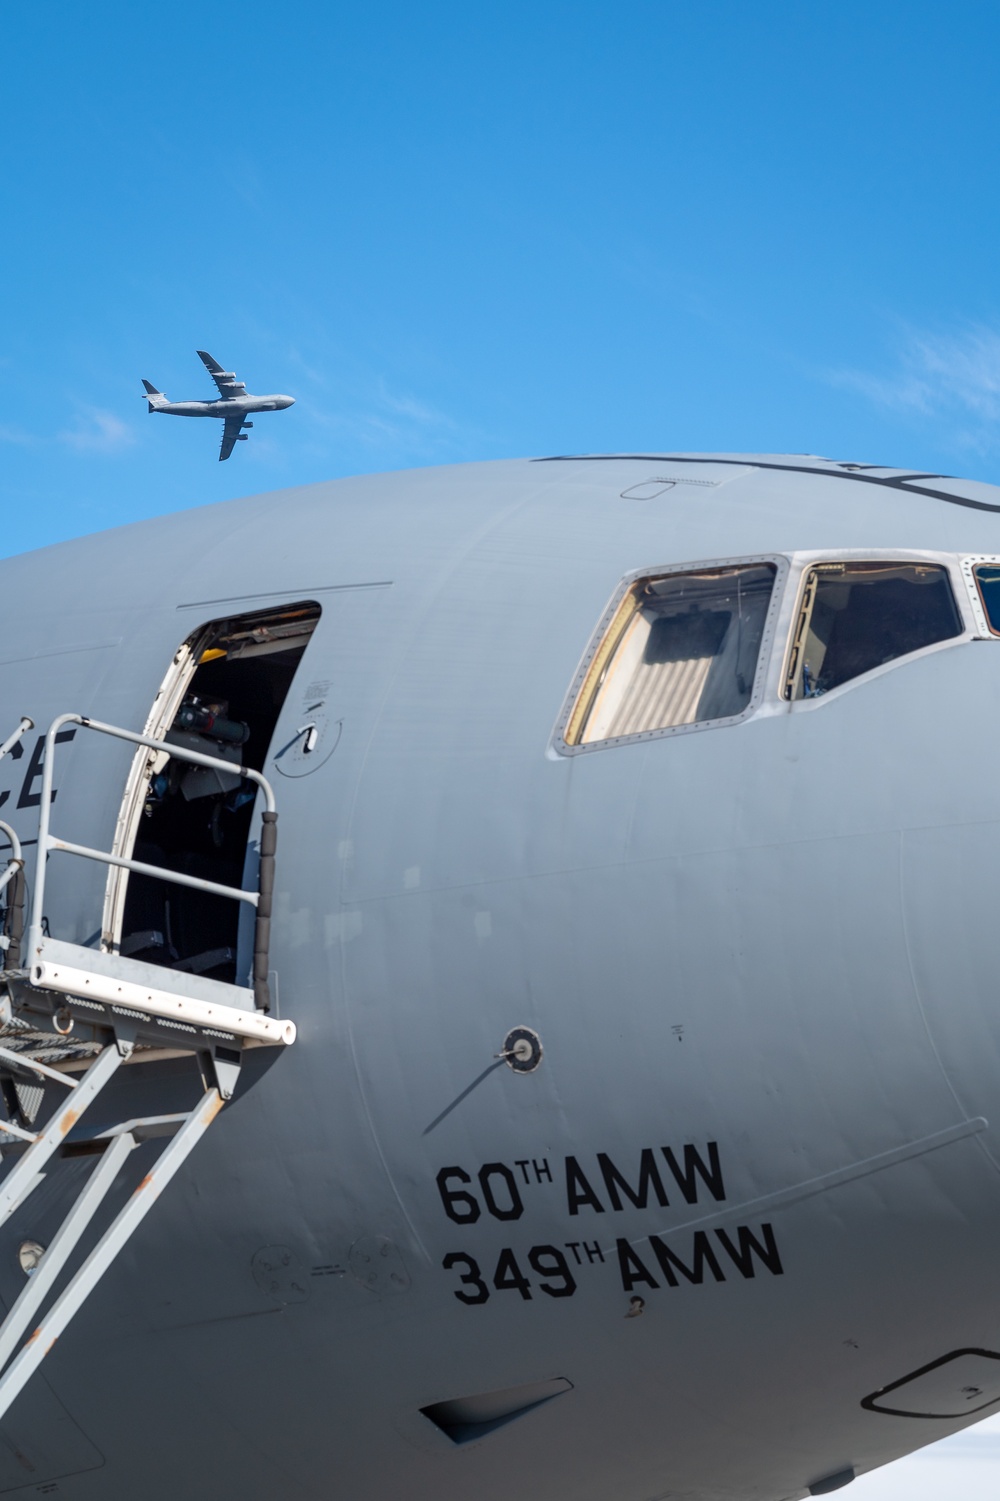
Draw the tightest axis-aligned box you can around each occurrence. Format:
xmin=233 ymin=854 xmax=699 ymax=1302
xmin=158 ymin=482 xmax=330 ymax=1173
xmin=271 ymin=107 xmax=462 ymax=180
xmin=118 ymin=602 xmax=320 ymax=984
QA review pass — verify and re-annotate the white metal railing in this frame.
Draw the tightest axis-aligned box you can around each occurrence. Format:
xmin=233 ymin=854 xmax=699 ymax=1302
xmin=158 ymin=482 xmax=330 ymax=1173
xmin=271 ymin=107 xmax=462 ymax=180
xmin=0 ymin=720 xmax=33 ymax=970
xmin=27 ymin=714 xmax=279 ymax=1011
xmin=0 ymin=1040 xmax=226 ymax=1424
xmin=0 ymin=719 xmax=294 ymax=1422
xmin=0 ymin=822 xmax=22 ymax=903
xmin=0 ymin=819 xmax=25 ymax=969
xmin=0 ymin=717 xmax=33 ymax=765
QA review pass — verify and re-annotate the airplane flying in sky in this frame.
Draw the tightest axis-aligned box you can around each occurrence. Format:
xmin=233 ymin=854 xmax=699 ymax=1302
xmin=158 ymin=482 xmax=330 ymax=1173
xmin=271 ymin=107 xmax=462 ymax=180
xmin=0 ymin=452 xmax=999 ymax=1499
xmin=141 ymin=350 xmax=295 ymax=459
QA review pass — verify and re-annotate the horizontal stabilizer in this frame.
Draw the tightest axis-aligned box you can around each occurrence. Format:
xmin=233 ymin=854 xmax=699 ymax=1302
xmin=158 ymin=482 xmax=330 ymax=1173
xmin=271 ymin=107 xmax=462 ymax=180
xmin=141 ymin=379 xmax=168 ymax=413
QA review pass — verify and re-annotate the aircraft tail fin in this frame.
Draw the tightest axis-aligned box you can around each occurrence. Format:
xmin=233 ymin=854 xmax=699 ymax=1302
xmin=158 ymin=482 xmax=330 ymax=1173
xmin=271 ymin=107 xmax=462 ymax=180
xmin=141 ymin=379 xmax=168 ymax=412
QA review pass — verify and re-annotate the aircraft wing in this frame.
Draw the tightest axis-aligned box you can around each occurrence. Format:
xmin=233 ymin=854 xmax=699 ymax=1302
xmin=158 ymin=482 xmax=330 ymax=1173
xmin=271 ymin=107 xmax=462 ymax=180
xmin=219 ymin=415 xmax=244 ymax=462
xmin=197 ymin=350 xmax=247 ymax=398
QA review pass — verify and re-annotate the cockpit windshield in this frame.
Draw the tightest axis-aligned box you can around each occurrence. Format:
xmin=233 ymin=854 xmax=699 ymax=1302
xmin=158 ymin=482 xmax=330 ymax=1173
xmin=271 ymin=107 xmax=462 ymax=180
xmin=784 ymin=562 xmax=961 ymax=700
xmin=564 ymin=562 xmax=777 ymax=746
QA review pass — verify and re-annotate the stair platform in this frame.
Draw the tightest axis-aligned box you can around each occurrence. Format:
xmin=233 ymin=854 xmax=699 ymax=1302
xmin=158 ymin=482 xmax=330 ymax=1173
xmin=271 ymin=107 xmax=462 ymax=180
xmin=0 ymin=709 xmax=295 ymax=1423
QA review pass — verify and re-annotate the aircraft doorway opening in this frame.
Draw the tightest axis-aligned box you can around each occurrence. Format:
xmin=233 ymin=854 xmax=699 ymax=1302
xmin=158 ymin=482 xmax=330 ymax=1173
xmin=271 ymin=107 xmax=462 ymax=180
xmin=107 ymin=602 xmax=320 ymax=987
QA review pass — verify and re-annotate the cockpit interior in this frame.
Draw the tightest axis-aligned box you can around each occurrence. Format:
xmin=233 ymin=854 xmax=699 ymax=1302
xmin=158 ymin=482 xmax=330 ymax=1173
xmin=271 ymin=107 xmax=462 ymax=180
xmin=557 ymin=553 xmax=1000 ymax=753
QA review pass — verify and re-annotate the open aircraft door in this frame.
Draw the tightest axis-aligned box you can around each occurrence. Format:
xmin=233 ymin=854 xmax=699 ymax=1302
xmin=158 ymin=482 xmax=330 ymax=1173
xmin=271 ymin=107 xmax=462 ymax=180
xmin=104 ymin=601 xmax=321 ymax=994
xmin=0 ymin=602 xmax=320 ymax=1426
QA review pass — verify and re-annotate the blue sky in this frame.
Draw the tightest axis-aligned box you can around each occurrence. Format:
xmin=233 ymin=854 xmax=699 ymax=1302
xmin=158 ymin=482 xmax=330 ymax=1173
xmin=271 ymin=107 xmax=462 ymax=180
xmin=6 ymin=2 xmax=1000 ymax=559
xmin=4 ymin=6 xmax=1000 ymax=1493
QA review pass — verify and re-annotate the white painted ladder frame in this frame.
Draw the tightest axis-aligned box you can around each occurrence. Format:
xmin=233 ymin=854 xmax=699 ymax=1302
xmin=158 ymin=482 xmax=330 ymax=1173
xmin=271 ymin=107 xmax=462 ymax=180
xmin=0 ymin=1040 xmax=224 ymax=1421
xmin=0 ymin=1087 xmax=222 ymax=1421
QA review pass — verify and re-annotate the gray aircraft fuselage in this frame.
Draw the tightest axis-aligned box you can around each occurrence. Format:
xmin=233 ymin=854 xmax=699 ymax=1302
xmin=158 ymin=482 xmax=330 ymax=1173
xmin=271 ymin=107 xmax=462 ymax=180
xmin=0 ymin=453 xmax=998 ymax=1500
xmin=150 ymin=393 xmax=294 ymax=417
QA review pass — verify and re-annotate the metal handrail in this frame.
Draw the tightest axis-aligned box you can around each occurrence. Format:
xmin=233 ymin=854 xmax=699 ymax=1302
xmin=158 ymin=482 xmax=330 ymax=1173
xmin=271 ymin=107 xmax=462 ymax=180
xmin=0 ymin=721 xmax=34 ymax=969
xmin=0 ymin=822 xmax=23 ymax=901
xmin=0 ymin=718 xmax=33 ymax=766
xmin=27 ymin=714 xmax=278 ymax=1011
xmin=0 ymin=818 xmax=26 ymax=970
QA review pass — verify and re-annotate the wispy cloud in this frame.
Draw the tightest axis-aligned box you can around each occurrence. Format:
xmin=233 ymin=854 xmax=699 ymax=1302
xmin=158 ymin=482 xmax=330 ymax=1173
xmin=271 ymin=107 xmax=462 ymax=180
xmin=828 ymin=323 xmax=1000 ymax=450
xmin=286 ymin=348 xmax=330 ymax=387
xmin=0 ymin=424 xmax=36 ymax=446
xmin=58 ymin=406 xmax=136 ymax=455
xmin=300 ymin=378 xmax=472 ymax=458
xmin=371 ymin=381 xmax=458 ymax=435
xmin=280 ymin=347 xmax=491 ymax=464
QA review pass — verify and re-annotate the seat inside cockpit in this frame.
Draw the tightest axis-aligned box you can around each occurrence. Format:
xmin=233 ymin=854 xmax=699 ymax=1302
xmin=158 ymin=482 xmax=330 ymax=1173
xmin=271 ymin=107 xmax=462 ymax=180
xmin=783 ymin=563 xmax=961 ymax=700
xmin=559 ymin=552 xmax=970 ymax=753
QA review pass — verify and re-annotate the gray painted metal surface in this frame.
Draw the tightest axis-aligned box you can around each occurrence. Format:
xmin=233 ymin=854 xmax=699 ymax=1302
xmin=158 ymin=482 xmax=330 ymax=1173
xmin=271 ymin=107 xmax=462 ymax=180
xmin=0 ymin=454 xmax=996 ymax=1496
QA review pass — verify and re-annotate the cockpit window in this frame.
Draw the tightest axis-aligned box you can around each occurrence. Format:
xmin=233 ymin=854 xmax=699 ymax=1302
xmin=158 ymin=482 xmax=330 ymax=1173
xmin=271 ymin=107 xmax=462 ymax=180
xmin=972 ymin=565 xmax=1000 ymax=634
xmin=564 ymin=562 xmax=777 ymax=746
xmin=784 ymin=562 xmax=961 ymax=700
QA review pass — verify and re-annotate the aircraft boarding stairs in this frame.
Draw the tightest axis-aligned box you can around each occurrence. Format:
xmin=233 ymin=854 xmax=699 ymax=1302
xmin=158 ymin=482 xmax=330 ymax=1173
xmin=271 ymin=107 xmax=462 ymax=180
xmin=0 ymin=713 xmax=295 ymax=1420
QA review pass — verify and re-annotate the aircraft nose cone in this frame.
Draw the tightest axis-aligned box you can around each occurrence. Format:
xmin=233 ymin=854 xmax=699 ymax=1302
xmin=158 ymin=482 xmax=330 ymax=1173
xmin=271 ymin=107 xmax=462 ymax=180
xmin=281 ymin=395 xmax=295 ymax=408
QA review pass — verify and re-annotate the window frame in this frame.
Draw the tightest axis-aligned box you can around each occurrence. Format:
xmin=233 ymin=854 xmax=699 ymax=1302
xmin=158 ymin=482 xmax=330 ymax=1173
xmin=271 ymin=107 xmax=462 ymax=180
xmin=779 ymin=551 xmax=977 ymax=708
xmin=552 ymin=553 xmax=789 ymax=756
xmin=960 ymin=555 xmax=1000 ymax=638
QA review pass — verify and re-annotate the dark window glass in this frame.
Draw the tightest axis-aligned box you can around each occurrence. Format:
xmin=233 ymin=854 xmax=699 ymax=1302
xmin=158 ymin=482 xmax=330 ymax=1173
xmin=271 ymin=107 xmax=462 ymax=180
xmin=565 ymin=563 xmax=777 ymax=745
xmin=973 ymin=565 xmax=1000 ymax=633
xmin=784 ymin=562 xmax=961 ymax=701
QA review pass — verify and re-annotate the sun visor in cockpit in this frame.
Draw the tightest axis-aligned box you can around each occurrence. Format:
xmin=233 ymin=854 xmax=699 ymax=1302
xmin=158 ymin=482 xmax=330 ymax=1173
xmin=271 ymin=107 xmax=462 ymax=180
xmin=560 ymin=559 xmax=782 ymax=750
